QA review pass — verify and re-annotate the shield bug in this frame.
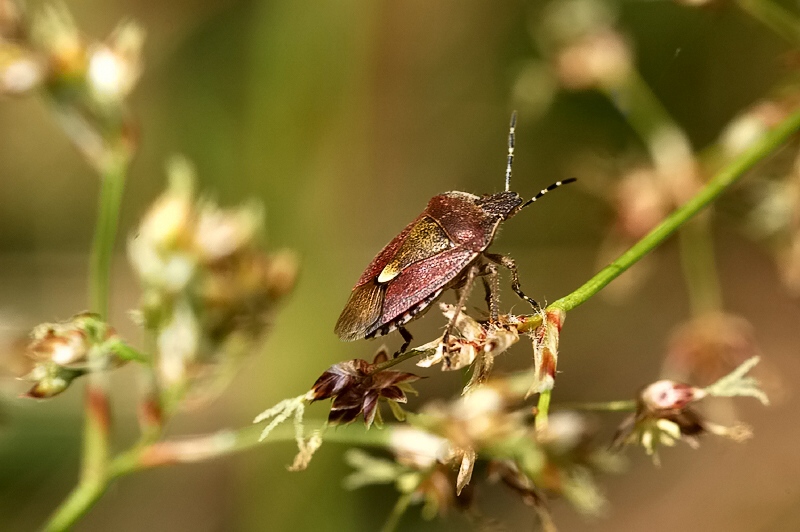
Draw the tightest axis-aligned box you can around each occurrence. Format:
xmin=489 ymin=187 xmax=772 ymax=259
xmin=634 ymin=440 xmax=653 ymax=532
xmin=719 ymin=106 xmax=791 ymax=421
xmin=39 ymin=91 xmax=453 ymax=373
xmin=335 ymin=112 xmax=576 ymax=356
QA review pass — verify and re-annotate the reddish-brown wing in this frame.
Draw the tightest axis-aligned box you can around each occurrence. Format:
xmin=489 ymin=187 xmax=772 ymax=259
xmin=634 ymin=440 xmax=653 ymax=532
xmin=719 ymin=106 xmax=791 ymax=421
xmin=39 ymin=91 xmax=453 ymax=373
xmin=426 ymin=192 xmax=496 ymax=250
xmin=368 ymin=246 xmax=478 ymax=336
xmin=353 ymin=213 xmax=425 ymax=287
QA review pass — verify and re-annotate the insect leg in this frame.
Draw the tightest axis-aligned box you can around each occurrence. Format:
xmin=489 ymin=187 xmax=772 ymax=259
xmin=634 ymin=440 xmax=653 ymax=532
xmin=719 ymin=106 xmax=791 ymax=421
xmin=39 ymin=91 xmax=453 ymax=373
xmin=394 ymin=326 xmax=413 ymax=358
xmin=443 ymin=264 xmax=478 ymax=369
xmin=484 ymin=252 xmax=540 ymax=310
xmin=481 ymin=262 xmax=499 ymax=322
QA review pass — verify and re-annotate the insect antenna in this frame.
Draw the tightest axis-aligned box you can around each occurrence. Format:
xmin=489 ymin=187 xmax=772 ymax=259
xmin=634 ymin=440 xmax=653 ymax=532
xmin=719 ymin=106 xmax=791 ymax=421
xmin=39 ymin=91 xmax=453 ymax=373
xmin=519 ymin=178 xmax=578 ymax=210
xmin=505 ymin=111 xmax=517 ymax=192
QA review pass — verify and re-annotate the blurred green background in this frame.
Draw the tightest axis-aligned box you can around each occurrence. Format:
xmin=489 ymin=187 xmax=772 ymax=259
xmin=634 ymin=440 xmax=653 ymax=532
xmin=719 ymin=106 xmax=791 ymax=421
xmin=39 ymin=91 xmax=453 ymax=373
xmin=2 ymin=0 xmax=800 ymax=530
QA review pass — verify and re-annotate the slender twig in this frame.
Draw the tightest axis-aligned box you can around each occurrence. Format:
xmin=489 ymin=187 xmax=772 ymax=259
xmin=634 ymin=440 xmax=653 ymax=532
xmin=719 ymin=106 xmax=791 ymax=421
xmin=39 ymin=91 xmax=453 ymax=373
xmin=553 ymin=400 xmax=637 ymax=412
xmin=548 ymin=105 xmax=800 ymax=313
xmin=380 ymin=492 xmax=414 ymax=532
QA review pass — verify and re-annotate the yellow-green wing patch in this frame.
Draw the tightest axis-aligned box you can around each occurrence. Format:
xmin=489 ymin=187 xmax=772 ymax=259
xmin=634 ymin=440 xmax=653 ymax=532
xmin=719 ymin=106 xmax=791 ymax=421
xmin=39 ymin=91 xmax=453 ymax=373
xmin=377 ymin=216 xmax=451 ymax=283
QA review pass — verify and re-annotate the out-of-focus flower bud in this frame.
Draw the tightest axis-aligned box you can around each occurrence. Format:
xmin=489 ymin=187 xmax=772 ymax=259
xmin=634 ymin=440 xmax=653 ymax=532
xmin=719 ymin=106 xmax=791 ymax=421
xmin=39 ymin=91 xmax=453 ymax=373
xmin=86 ymin=22 xmax=143 ymax=105
xmin=130 ymin=159 xmax=298 ymax=400
xmin=536 ymin=0 xmax=631 ymax=91
xmin=554 ymin=29 xmax=632 ymax=90
xmin=511 ymin=60 xmax=557 ymax=120
xmin=21 ymin=313 xmax=131 ymax=398
xmin=614 ymin=167 xmax=671 ymax=240
xmin=538 ymin=0 xmax=617 ymax=49
xmin=31 ymin=5 xmax=85 ymax=85
xmin=664 ymin=312 xmax=760 ymax=386
xmin=0 ymin=43 xmax=43 ymax=95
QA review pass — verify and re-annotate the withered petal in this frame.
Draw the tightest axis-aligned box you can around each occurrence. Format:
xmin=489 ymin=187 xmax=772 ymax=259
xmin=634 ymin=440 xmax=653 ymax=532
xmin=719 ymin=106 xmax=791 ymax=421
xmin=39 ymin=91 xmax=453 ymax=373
xmin=380 ymin=386 xmax=407 ymax=402
xmin=362 ymin=393 xmax=380 ymax=428
xmin=376 ymin=370 xmax=421 ymax=388
xmin=328 ymin=406 xmax=362 ymax=425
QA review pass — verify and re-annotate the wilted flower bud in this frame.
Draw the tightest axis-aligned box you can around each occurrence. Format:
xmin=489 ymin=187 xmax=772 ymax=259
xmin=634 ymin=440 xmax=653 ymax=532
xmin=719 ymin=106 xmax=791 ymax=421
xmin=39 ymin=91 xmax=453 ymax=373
xmin=21 ymin=313 xmax=129 ymax=398
xmin=527 ymin=308 xmax=564 ymax=398
xmin=310 ymin=347 xmax=420 ymax=427
xmin=416 ymin=303 xmax=520 ymax=393
xmin=613 ymin=357 xmax=767 ymax=464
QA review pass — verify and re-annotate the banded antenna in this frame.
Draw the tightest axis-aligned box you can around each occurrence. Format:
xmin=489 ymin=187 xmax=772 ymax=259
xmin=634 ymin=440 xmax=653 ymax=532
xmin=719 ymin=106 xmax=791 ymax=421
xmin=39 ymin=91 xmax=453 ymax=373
xmin=505 ymin=111 xmax=516 ymax=192
xmin=520 ymin=178 xmax=578 ymax=210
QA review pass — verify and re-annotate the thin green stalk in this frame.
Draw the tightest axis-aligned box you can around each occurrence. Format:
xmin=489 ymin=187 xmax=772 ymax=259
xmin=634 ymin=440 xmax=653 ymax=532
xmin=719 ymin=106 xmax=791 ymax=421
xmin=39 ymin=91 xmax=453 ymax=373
xmin=678 ymin=216 xmax=723 ymax=316
xmin=536 ymin=389 xmax=551 ymax=432
xmin=553 ymin=400 xmax=637 ymax=412
xmin=89 ymin=158 xmax=128 ymax=317
xmin=46 ymin=159 xmax=129 ymax=532
xmin=549 ymin=105 xmax=800 ymax=313
xmin=380 ymin=492 xmax=413 ymax=532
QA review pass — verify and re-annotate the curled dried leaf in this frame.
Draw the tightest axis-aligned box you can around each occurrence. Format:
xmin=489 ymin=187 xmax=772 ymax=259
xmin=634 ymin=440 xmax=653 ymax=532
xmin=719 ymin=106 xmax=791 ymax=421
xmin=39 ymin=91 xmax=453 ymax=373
xmin=311 ymin=348 xmax=421 ymax=428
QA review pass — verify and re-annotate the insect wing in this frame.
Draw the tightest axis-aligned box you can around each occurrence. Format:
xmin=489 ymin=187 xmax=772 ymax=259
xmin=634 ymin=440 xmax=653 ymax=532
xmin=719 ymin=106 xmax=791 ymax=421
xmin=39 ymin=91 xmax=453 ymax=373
xmin=374 ymin=246 xmax=478 ymax=334
xmin=334 ymin=281 xmax=385 ymax=341
xmin=353 ymin=214 xmax=424 ymax=287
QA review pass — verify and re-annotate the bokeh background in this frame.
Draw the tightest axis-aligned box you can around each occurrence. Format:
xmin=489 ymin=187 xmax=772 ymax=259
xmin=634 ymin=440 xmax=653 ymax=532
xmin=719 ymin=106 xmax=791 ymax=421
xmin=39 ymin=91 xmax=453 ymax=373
xmin=2 ymin=0 xmax=800 ymax=530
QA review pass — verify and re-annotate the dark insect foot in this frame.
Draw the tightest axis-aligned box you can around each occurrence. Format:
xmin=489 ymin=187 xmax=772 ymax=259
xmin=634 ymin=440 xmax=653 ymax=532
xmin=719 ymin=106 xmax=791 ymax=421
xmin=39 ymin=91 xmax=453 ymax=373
xmin=442 ymin=332 xmax=453 ymax=370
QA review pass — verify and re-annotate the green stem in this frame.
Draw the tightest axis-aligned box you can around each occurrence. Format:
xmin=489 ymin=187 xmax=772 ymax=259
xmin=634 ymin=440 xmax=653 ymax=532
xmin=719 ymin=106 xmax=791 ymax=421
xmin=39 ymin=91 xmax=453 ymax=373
xmin=380 ymin=492 xmax=413 ymax=532
xmin=549 ymin=106 xmax=800 ymax=313
xmin=89 ymin=158 xmax=128 ymax=317
xmin=45 ymin=420 xmax=390 ymax=530
xmin=46 ymin=159 xmax=129 ymax=532
xmin=678 ymin=215 xmax=723 ymax=315
xmin=553 ymin=399 xmax=637 ymax=412
xmin=536 ymin=389 xmax=551 ymax=432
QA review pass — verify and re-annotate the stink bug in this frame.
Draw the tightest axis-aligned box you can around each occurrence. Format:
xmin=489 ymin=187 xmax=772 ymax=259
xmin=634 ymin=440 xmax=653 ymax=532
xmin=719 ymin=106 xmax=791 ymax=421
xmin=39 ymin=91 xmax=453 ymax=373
xmin=335 ymin=112 xmax=576 ymax=356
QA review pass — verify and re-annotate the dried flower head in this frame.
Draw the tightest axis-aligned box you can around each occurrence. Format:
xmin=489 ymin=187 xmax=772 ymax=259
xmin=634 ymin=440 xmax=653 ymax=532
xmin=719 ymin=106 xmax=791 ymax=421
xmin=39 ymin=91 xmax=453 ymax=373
xmin=527 ymin=308 xmax=564 ymax=397
xmin=417 ymin=383 xmax=528 ymax=494
xmin=311 ymin=348 xmax=420 ymax=427
xmin=613 ymin=357 xmax=768 ymax=464
xmin=417 ymin=303 xmax=520 ymax=393
xmin=21 ymin=313 xmax=132 ymax=398
xmin=129 ymin=158 xmax=298 ymax=400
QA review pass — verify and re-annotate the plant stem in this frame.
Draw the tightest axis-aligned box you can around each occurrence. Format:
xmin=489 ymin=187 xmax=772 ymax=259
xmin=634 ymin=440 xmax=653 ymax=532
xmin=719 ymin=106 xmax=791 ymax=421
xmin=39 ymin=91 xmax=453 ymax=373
xmin=536 ymin=389 xmax=551 ymax=432
xmin=678 ymin=215 xmax=723 ymax=315
xmin=549 ymin=106 xmax=800 ymax=313
xmin=89 ymin=157 xmax=128 ymax=317
xmin=380 ymin=492 xmax=413 ymax=532
xmin=553 ymin=400 xmax=637 ymax=412
xmin=46 ymin=158 xmax=129 ymax=532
